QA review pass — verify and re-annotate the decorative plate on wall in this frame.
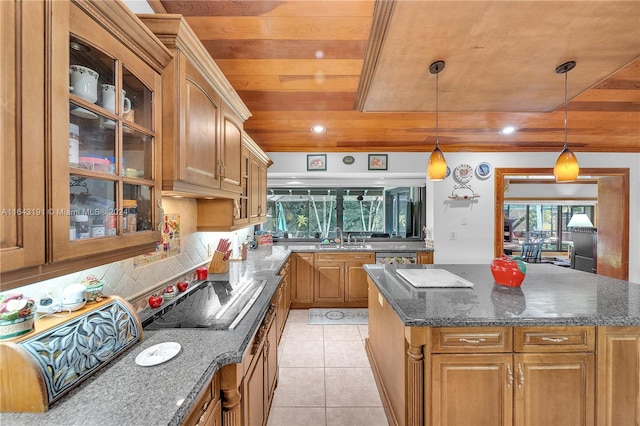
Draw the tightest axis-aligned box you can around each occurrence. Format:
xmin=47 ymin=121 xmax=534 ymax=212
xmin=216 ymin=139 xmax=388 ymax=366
xmin=453 ymin=164 xmax=473 ymax=183
xmin=342 ymin=155 xmax=355 ymax=165
xmin=446 ymin=166 xmax=451 ymax=178
xmin=475 ymin=162 xmax=492 ymax=179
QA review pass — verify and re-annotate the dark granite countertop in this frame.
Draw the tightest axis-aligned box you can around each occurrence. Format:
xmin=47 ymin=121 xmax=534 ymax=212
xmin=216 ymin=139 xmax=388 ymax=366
xmin=1 ymin=245 xmax=292 ymax=426
xmin=364 ymin=263 xmax=640 ymax=327
xmin=276 ymin=240 xmax=432 ymax=253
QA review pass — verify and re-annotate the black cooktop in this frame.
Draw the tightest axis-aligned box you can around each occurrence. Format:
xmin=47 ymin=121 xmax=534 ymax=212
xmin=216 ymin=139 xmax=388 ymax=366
xmin=143 ymin=279 xmax=267 ymax=330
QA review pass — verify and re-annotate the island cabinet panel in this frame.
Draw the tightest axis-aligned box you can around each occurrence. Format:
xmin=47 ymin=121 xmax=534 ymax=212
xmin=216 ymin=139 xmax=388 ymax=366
xmin=513 ymin=353 xmax=594 ymax=426
xmin=431 ymin=354 xmax=513 ymax=426
xmin=290 ymin=253 xmax=315 ymax=306
xmin=596 ymin=327 xmax=640 ymax=426
xmin=366 ymin=283 xmax=409 ymax=426
xmin=514 ymin=326 xmax=595 ymax=352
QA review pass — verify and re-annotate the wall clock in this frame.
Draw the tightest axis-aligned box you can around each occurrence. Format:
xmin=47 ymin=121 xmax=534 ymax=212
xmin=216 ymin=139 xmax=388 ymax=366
xmin=453 ymin=164 xmax=473 ymax=183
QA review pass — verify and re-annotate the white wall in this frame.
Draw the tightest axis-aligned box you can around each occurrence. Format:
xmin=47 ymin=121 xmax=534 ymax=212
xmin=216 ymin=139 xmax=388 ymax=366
xmin=428 ymin=152 xmax=639 ymax=283
xmin=269 ymin=151 xmax=640 ymax=283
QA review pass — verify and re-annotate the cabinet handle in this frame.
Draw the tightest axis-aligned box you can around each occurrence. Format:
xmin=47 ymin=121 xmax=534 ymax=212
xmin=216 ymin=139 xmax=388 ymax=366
xmin=196 ymin=414 xmax=206 ymax=426
xmin=507 ymin=363 xmax=513 ymax=389
xmin=541 ymin=336 xmax=569 ymax=343
xmin=517 ymin=363 xmax=525 ymax=389
xmin=458 ymin=338 xmax=486 ymax=344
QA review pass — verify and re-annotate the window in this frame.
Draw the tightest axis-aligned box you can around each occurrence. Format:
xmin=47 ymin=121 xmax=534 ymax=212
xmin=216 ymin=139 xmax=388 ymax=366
xmin=504 ymin=203 xmax=595 ymax=252
xmin=263 ymin=187 xmax=424 ymax=239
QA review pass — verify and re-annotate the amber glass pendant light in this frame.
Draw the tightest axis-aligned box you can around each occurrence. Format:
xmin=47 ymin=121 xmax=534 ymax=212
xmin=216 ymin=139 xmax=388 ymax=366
xmin=427 ymin=60 xmax=447 ymax=181
xmin=553 ymin=60 xmax=579 ymax=182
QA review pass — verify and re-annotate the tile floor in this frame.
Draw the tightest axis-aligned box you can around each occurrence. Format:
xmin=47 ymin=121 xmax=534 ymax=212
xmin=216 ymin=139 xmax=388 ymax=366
xmin=267 ymin=309 xmax=388 ymax=426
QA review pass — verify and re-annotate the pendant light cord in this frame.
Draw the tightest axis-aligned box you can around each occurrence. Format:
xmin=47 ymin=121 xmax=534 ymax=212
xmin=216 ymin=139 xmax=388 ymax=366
xmin=435 ymin=70 xmax=440 ymax=148
xmin=563 ymin=70 xmax=568 ymax=150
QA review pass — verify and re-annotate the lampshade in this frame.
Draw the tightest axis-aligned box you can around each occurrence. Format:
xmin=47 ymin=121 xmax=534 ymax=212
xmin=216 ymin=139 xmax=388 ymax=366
xmin=567 ymin=213 xmax=593 ymax=228
xmin=554 ymin=147 xmax=579 ymax=182
xmin=427 ymin=60 xmax=446 ymax=181
xmin=553 ymin=61 xmax=579 ymax=182
xmin=427 ymin=147 xmax=447 ymax=180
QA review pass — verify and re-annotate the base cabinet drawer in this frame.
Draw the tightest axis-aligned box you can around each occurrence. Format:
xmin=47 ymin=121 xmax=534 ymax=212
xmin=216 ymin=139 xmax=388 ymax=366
xmin=432 ymin=327 xmax=513 ymax=353
xmin=514 ymin=326 xmax=595 ymax=352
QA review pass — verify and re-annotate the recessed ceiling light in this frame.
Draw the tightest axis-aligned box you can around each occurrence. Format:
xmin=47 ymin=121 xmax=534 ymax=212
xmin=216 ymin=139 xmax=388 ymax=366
xmin=311 ymin=125 xmax=326 ymax=133
xmin=499 ymin=126 xmax=517 ymax=135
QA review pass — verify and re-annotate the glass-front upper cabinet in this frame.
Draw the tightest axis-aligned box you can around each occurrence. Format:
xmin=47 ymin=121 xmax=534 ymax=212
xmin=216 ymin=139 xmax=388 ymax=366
xmin=50 ymin=1 xmax=171 ymax=263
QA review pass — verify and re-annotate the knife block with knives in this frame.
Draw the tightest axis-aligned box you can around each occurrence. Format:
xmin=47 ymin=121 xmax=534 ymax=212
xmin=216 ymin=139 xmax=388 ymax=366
xmin=208 ymin=238 xmax=232 ymax=273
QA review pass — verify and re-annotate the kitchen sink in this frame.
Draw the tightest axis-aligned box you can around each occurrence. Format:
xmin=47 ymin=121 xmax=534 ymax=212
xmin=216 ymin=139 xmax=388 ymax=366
xmin=318 ymin=244 xmax=372 ymax=250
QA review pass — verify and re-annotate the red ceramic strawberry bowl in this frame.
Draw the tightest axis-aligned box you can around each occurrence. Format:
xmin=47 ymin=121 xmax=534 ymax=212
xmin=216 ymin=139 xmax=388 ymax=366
xmin=490 ymin=254 xmax=527 ymax=287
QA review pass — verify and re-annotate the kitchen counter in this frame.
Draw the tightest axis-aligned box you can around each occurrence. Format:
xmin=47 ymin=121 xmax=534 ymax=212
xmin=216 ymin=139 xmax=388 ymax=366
xmin=275 ymin=240 xmax=432 ymax=253
xmin=364 ymin=263 xmax=640 ymax=426
xmin=0 ymin=245 xmax=292 ymax=426
xmin=364 ymin=263 xmax=640 ymax=327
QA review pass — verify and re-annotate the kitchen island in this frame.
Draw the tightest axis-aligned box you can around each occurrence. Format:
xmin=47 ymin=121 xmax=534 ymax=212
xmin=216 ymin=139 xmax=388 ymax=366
xmin=364 ymin=263 xmax=640 ymax=426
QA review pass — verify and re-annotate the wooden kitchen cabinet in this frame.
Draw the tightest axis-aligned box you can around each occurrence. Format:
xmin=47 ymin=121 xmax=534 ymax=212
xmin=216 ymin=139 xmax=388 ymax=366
xmin=196 ymin=135 xmax=270 ymax=231
xmin=1 ymin=0 xmax=46 ymax=275
xmin=139 ymin=14 xmax=251 ymax=199
xmin=417 ymin=251 xmax=434 ymax=264
xmin=249 ymin=153 xmax=269 ymax=223
xmin=314 ymin=252 xmax=374 ymax=307
xmin=2 ymin=0 xmax=172 ymax=290
xmin=291 ymin=253 xmax=315 ymax=307
xmin=596 ymin=327 xmax=640 ymax=426
xmin=430 ymin=326 xmax=595 ymax=426
xmin=345 ymin=254 xmax=375 ymax=303
xmin=183 ymin=372 xmax=221 ymax=426
xmin=238 ymin=305 xmax=277 ymax=426
xmin=315 ymin=257 xmax=345 ymax=304
xmin=275 ymin=259 xmax=292 ymax=345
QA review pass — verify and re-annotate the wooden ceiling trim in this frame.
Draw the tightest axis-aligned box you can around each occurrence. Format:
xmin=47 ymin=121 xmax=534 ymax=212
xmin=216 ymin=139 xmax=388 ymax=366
xmin=226 ymin=75 xmax=360 ymax=91
xmin=186 ymin=16 xmax=373 ymax=40
xmin=240 ymin=91 xmax=357 ymax=111
xmin=163 ymin=1 xmax=374 ymax=17
xmin=215 ymin=59 xmax=364 ymax=75
xmin=202 ymin=39 xmax=368 ymax=60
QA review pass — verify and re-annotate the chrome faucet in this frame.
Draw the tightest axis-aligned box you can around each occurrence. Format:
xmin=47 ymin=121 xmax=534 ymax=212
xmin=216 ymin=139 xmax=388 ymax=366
xmin=347 ymin=233 xmax=352 ymax=244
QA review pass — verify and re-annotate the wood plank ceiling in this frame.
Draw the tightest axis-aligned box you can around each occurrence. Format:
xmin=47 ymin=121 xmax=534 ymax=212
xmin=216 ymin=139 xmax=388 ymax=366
xmin=154 ymin=0 xmax=640 ymax=154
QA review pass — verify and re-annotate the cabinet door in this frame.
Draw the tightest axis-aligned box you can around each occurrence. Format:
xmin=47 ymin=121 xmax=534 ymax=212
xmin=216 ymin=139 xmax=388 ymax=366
xmin=0 ymin=0 xmax=46 ymax=275
xmin=514 ymin=353 xmax=594 ymax=426
xmin=243 ymin=347 xmax=266 ymax=426
xmin=432 ymin=354 xmax=513 ymax=426
xmin=50 ymin=2 xmax=166 ymax=262
xmin=314 ymin=258 xmax=345 ymax=303
xmin=596 ymin=327 xmax=640 ymax=426
xmin=417 ymin=251 xmax=434 ymax=264
xmin=291 ymin=253 xmax=314 ymax=305
xmin=219 ymin=104 xmax=242 ymax=193
xmin=345 ymin=254 xmax=375 ymax=304
xmin=265 ymin=317 xmax=278 ymax=409
xmin=179 ymin=58 xmax=221 ymax=189
xmin=249 ymin=154 xmax=268 ymax=223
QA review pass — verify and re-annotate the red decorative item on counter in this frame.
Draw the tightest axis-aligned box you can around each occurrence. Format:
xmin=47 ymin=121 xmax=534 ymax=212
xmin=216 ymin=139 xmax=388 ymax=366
xmin=177 ymin=281 xmax=189 ymax=292
xmin=490 ymin=254 xmax=527 ymax=287
xmin=148 ymin=294 xmax=163 ymax=309
xmin=196 ymin=267 xmax=208 ymax=280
